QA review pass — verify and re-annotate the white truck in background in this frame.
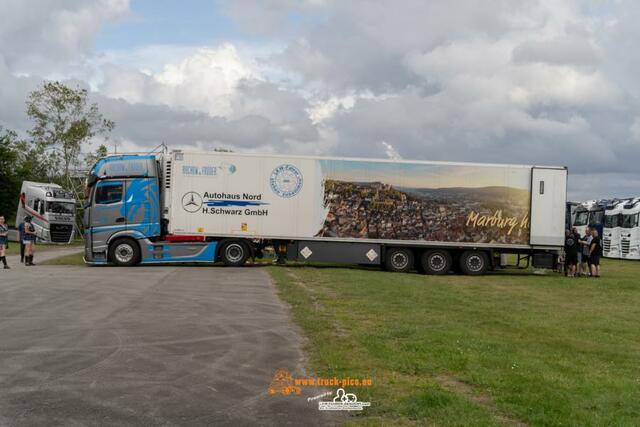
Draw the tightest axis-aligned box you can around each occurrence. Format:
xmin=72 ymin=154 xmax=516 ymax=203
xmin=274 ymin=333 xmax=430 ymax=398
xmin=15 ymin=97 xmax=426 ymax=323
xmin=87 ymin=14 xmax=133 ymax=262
xmin=16 ymin=181 xmax=76 ymax=244
xmin=83 ymin=151 xmax=568 ymax=275
xmin=603 ymin=200 xmax=626 ymax=258
xmin=620 ymin=198 xmax=640 ymax=260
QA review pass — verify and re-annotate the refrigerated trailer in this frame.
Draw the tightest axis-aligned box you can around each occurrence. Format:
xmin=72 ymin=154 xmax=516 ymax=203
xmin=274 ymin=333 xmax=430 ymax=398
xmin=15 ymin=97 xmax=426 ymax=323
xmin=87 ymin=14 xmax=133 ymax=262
xmin=16 ymin=181 xmax=76 ymax=243
xmin=83 ymin=152 xmax=567 ymax=275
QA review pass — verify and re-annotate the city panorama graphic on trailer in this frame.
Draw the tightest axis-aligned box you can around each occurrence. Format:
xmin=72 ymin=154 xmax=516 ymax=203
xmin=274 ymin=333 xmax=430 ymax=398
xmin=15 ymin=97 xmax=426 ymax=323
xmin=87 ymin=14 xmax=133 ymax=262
xmin=315 ymin=159 xmax=531 ymax=245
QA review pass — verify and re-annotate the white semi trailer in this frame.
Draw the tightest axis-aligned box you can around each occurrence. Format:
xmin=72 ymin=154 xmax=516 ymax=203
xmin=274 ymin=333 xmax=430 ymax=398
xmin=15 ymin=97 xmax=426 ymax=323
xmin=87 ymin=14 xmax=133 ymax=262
xmin=83 ymin=151 xmax=567 ymax=275
xmin=16 ymin=181 xmax=76 ymax=243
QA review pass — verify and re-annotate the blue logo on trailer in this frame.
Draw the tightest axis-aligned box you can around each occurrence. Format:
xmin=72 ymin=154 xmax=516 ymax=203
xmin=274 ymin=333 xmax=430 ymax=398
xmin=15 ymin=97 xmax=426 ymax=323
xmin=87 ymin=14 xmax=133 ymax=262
xmin=270 ymin=164 xmax=303 ymax=198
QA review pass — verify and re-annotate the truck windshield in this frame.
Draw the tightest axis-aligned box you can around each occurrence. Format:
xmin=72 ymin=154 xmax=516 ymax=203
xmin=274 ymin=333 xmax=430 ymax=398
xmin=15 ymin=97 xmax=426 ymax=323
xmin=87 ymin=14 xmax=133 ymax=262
xmin=621 ymin=213 xmax=639 ymax=228
xmin=574 ymin=211 xmax=588 ymax=226
xmin=47 ymin=201 xmax=75 ymax=215
xmin=604 ymin=214 xmax=621 ymax=228
xmin=589 ymin=210 xmax=604 ymax=225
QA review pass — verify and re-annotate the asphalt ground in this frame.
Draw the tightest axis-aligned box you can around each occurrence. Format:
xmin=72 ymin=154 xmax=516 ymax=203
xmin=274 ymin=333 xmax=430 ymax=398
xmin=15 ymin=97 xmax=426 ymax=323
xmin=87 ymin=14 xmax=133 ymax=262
xmin=0 ymin=259 xmax=341 ymax=426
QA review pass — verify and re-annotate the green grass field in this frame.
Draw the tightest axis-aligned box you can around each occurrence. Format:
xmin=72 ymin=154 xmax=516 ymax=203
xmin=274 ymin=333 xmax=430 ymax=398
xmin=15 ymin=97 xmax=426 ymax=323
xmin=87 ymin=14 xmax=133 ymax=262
xmin=269 ymin=260 xmax=640 ymax=426
xmin=39 ymin=252 xmax=86 ymax=265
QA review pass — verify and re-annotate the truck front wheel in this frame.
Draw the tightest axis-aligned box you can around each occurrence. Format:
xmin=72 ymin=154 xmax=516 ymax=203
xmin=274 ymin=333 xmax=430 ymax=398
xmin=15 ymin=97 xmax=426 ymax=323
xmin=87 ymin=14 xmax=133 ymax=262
xmin=420 ymin=249 xmax=452 ymax=275
xmin=459 ymin=250 xmax=489 ymax=275
xmin=109 ymin=238 xmax=141 ymax=266
xmin=220 ymin=240 xmax=249 ymax=266
xmin=384 ymin=248 xmax=414 ymax=273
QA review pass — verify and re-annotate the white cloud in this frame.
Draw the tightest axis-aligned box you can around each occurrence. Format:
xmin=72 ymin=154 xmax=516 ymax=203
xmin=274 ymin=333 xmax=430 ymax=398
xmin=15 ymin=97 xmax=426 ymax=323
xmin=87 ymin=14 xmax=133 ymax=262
xmin=2 ymin=0 xmax=640 ymax=200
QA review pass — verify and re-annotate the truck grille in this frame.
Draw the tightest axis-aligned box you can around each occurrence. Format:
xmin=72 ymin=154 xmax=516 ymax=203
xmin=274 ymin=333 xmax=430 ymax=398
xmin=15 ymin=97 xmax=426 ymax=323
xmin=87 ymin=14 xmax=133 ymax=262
xmin=621 ymin=238 xmax=630 ymax=256
xmin=50 ymin=223 xmax=73 ymax=243
xmin=603 ymin=238 xmax=611 ymax=254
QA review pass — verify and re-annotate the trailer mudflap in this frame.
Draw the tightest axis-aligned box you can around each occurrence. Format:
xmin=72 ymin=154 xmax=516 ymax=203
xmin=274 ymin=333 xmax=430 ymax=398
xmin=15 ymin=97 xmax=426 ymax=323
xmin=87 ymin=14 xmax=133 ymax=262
xmin=288 ymin=241 xmax=382 ymax=265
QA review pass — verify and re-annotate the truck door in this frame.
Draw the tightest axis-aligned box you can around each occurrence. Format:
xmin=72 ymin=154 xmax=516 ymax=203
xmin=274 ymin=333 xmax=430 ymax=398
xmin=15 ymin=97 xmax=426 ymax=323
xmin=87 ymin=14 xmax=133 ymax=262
xmin=123 ymin=177 xmax=161 ymax=238
xmin=89 ymin=180 xmax=126 ymax=249
xmin=530 ymin=167 xmax=567 ymax=246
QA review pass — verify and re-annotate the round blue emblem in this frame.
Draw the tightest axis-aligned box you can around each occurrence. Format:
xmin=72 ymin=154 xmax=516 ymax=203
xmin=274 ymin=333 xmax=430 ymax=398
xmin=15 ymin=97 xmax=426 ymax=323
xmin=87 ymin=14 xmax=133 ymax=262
xmin=270 ymin=164 xmax=303 ymax=198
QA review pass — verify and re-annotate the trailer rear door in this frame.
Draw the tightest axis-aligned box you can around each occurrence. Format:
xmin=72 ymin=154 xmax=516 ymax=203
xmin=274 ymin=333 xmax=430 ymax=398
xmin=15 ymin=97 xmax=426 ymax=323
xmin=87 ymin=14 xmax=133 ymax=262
xmin=530 ymin=167 xmax=567 ymax=246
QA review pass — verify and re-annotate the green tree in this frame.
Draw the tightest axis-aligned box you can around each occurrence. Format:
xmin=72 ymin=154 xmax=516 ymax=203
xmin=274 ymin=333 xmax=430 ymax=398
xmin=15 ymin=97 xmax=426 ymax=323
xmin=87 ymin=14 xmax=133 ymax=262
xmin=0 ymin=127 xmax=48 ymax=223
xmin=26 ymin=81 xmax=114 ymax=180
xmin=84 ymin=144 xmax=109 ymax=170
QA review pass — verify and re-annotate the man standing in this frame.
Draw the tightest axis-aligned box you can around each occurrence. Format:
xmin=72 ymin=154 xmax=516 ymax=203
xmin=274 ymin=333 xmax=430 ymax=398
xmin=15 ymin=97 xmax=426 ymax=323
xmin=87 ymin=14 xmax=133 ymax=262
xmin=23 ymin=216 xmax=36 ymax=266
xmin=571 ymin=227 xmax=582 ymax=275
xmin=590 ymin=229 xmax=602 ymax=278
xmin=579 ymin=227 xmax=592 ymax=276
xmin=18 ymin=217 xmax=25 ymax=263
xmin=564 ymin=229 xmax=578 ymax=277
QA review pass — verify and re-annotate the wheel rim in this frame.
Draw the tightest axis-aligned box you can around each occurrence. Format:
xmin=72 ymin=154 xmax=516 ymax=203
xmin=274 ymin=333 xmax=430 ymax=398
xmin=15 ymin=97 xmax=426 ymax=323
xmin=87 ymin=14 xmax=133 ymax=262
xmin=391 ymin=252 xmax=409 ymax=270
xmin=466 ymin=254 xmax=484 ymax=272
xmin=429 ymin=253 xmax=446 ymax=272
xmin=114 ymin=243 xmax=134 ymax=264
xmin=225 ymin=243 xmax=244 ymax=263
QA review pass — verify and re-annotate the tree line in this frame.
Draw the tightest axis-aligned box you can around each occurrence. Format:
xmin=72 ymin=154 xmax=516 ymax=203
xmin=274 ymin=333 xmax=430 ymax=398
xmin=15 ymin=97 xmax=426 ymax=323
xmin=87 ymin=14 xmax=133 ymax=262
xmin=0 ymin=81 xmax=113 ymax=225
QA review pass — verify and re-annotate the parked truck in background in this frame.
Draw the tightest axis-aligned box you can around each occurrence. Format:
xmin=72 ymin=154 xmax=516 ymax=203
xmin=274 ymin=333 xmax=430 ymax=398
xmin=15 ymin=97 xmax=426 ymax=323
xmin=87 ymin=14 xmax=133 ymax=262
xmin=83 ymin=151 xmax=567 ymax=275
xmin=620 ymin=198 xmax=640 ymax=260
xmin=16 ymin=181 xmax=76 ymax=244
xmin=603 ymin=200 xmax=627 ymax=258
xmin=573 ymin=200 xmax=606 ymax=238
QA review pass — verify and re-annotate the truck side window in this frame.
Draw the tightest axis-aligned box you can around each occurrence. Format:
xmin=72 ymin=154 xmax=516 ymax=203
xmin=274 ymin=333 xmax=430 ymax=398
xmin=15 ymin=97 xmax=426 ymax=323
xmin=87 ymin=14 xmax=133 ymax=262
xmin=95 ymin=182 xmax=124 ymax=205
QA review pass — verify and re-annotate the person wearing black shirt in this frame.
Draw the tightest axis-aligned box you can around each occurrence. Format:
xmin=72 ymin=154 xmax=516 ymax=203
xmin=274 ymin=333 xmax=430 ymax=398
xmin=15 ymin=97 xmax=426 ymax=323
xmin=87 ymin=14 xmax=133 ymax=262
xmin=589 ymin=229 xmax=602 ymax=277
xmin=564 ymin=229 xmax=578 ymax=277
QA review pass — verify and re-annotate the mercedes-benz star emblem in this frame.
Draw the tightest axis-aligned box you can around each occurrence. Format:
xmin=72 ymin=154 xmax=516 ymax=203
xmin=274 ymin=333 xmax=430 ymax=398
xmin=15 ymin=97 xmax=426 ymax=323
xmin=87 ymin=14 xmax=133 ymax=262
xmin=182 ymin=192 xmax=203 ymax=213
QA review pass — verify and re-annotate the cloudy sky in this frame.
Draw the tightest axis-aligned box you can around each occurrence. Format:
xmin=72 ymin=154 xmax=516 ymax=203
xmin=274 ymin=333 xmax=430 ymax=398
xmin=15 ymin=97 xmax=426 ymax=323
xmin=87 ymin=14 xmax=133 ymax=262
xmin=1 ymin=0 xmax=640 ymax=200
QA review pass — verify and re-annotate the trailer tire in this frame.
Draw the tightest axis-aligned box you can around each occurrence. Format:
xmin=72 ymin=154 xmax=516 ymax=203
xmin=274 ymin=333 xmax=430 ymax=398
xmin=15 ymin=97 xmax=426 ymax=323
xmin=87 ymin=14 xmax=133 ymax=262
xmin=459 ymin=250 xmax=489 ymax=275
xmin=220 ymin=240 xmax=249 ymax=266
xmin=109 ymin=238 xmax=140 ymax=266
xmin=384 ymin=247 xmax=414 ymax=273
xmin=420 ymin=249 xmax=452 ymax=275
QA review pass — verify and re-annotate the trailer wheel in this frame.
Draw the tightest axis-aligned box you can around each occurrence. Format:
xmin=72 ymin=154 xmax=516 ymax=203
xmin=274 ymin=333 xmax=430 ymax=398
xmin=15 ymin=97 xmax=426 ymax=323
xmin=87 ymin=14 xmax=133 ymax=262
xmin=384 ymin=248 xmax=414 ymax=273
xmin=459 ymin=250 xmax=489 ymax=275
xmin=109 ymin=238 xmax=140 ymax=266
xmin=420 ymin=249 xmax=452 ymax=275
xmin=221 ymin=240 xmax=249 ymax=266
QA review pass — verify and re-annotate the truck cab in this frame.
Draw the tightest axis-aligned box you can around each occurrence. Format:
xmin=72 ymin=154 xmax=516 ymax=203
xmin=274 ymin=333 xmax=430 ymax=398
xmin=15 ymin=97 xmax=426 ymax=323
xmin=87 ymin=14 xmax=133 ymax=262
xmin=573 ymin=200 xmax=605 ymax=238
xmin=620 ymin=199 xmax=640 ymax=260
xmin=16 ymin=181 xmax=76 ymax=243
xmin=603 ymin=201 xmax=626 ymax=258
xmin=84 ymin=155 xmax=161 ymax=264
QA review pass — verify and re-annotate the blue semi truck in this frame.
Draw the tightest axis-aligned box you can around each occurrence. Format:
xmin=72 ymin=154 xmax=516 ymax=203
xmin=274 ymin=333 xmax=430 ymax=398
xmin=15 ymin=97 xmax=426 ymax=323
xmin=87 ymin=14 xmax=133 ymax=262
xmin=83 ymin=151 xmax=568 ymax=275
